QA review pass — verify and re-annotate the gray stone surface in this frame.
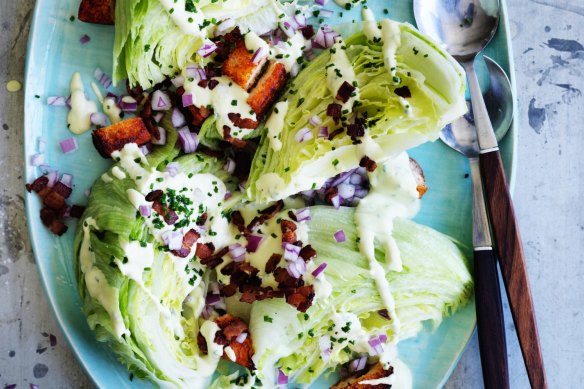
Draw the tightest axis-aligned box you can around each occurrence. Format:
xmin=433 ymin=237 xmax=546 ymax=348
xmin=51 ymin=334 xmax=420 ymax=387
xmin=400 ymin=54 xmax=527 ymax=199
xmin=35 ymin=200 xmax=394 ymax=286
xmin=0 ymin=1 xmax=582 ymax=388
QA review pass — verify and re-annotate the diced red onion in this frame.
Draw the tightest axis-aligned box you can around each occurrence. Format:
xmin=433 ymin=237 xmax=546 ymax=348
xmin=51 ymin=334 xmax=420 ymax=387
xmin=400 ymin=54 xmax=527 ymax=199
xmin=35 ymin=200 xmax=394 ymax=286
xmin=46 ymin=170 xmax=59 ymax=187
xmin=167 ymin=231 xmax=183 ymax=250
xmin=152 ymin=127 xmax=167 ymax=145
xmin=317 ymin=126 xmax=329 ymax=138
xmin=210 ymin=281 xmax=220 ymax=295
xmin=197 ymin=40 xmax=217 ymax=58
xmin=330 ymin=194 xmax=341 ymax=209
xmin=313 ymin=25 xmax=340 ymax=49
xmin=80 ymin=34 xmax=91 ymax=44
xmin=152 ymin=90 xmax=172 ymax=111
xmin=236 ymin=332 xmax=248 ymax=344
xmin=312 ymin=262 xmax=327 ymax=277
xmin=30 ymin=384 xmax=39 ymax=389
xmin=277 ymin=369 xmax=289 ymax=385
xmin=246 ymin=235 xmax=264 ymax=253
xmin=251 ymin=47 xmax=267 ymax=64
xmin=305 ymin=48 xmax=316 ymax=61
xmin=90 ymin=112 xmax=108 ymax=127
xmin=294 ymin=14 xmax=307 ymax=28
xmin=229 ymin=243 xmax=247 ymax=262
xmin=202 ymin=305 xmax=213 ymax=319
xmin=295 ymin=207 xmax=311 ymax=222
xmin=338 ymin=183 xmax=355 ymax=199
xmin=139 ymin=205 xmax=151 ymax=217
xmin=165 ymin=162 xmax=180 ymax=177
xmin=283 ymin=243 xmax=301 ymax=261
xmin=139 ymin=145 xmax=151 ymax=156
xmin=47 ymin=96 xmax=67 ymax=106
xmin=182 ymin=94 xmax=194 ymax=107
xmin=5 ymin=384 xmax=16 ymax=389
xmin=205 ymin=294 xmax=222 ymax=305
xmin=66 ymin=95 xmax=72 ymax=108
xmin=320 ymin=9 xmax=334 ymax=18
xmin=60 ymin=137 xmax=78 ymax=154
xmin=223 ymin=158 xmax=236 ymax=174
xmin=319 ymin=336 xmax=332 ymax=361
xmin=215 ymin=300 xmax=227 ymax=311
xmin=38 ymin=164 xmax=51 ymax=174
xmin=224 ymin=191 xmax=232 ymax=200
xmin=171 ymin=108 xmax=186 ymax=127
xmin=349 ymin=356 xmax=367 ymax=372
xmin=171 ymin=75 xmax=185 ymax=88
xmin=309 ymin=115 xmax=322 ymax=127
xmin=60 ymin=173 xmax=73 ymax=188
xmin=379 ymin=334 xmax=388 ymax=343
xmin=120 ymin=96 xmax=137 ymax=111
xmin=94 ymin=67 xmax=112 ymax=89
xmin=334 ymin=229 xmax=346 ymax=243
xmin=354 ymin=188 xmax=369 ymax=199
xmin=286 ymin=260 xmax=306 ymax=278
xmin=330 ymin=169 xmax=355 ymax=188
xmin=30 ymin=153 xmax=44 ymax=166
xmin=349 ymin=173 xmax=363 ymax=185
xmin=281 ymin=21 xmax=296 ymax=38
xmin=314 ymin=0 xmax=327 ymax=5
xmin=295 ymin=127 xmax=313 ymax=143
xmin=216 ymin=18 xmax=235 ymax=35
xmin=152 ymin=112 xmax=164 ymax=124
xmin=177 ymin=128 xmax=199 ymax=154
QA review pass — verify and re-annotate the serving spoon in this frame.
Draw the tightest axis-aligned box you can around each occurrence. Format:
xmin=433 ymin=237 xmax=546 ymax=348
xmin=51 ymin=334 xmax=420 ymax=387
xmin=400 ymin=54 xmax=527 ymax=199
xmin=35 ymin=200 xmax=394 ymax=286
xmin=440 ymin=55 xmax=511 ymax=389
xmin=414 ymin=1 xmax=548 ymax=388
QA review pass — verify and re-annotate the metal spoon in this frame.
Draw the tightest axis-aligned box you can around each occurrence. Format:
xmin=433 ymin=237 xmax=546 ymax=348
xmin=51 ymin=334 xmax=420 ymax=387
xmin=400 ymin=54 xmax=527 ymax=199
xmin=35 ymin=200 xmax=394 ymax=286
xmin=440 ymin=56 xmax=511 ymax=389
xmin=414 ymin=2 xmax=548 ymax=388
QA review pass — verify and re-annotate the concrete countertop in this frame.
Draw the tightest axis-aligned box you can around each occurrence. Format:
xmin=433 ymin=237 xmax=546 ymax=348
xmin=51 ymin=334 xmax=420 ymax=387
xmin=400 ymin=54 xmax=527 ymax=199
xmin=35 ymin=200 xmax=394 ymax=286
xmin=1 ymin=0 xmax=582 ymax=388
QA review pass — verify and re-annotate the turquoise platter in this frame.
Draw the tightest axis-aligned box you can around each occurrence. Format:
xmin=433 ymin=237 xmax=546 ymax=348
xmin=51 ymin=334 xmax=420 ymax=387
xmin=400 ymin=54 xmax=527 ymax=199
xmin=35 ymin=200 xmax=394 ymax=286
xmin=23 ymin=0 xmax=516 ymax=388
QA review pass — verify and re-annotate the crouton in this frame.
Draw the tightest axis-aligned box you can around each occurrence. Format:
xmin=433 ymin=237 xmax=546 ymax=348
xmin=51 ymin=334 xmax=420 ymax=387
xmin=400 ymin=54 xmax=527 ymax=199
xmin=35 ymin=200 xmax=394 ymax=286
xmin=92 ymin=117 xmax=151 ymax=158
xmin=78 ymin=0 xmax=115 ymax=25
xmin=222 ymin=40 xmax=268 ymax=91
xmin=247 ymin=62 xmax=288 ymax=119
xmin=332 ymin=363 xmax=394 ymax=389
xmin=409 ymin=157 xmax=428 ymax=198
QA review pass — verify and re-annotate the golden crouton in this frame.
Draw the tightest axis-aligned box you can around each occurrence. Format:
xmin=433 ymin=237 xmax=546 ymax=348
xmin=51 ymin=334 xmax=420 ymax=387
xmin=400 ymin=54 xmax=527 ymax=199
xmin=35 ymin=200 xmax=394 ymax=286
xmin=222 ymin=40 xmax=268 ymax=91
xmin=332 ymin=363 xmax=394 ymax=389
xmin=247 ymin=62 xmax=288 ymax=119
xmin=78 ymin=0 xmax=115 ymax=25
xmin=409 ymin=157 xmax=428 ymax=198
xmin=92 ymin=117 xmax=151 ymax=158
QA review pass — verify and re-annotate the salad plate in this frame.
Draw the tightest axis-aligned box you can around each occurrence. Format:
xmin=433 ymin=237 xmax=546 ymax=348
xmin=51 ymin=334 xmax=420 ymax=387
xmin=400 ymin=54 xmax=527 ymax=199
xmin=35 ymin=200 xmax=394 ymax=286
xmin=23 ymin=0 xmax=516 ymax=388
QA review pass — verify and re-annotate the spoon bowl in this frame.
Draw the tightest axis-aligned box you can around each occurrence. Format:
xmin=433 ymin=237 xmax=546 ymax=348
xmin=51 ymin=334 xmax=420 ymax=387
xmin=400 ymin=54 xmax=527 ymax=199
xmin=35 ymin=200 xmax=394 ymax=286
xmin=413 ymin=0 xmax=500 ymax=62
xmin=440 ymin=55 xmax=513 ymax=157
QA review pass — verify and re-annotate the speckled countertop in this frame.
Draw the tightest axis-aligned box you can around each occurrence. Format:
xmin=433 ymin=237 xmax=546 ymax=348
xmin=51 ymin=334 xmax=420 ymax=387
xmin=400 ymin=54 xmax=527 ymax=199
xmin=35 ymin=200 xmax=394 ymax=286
xmin=1 ymin=1 xmax=583 ymax=388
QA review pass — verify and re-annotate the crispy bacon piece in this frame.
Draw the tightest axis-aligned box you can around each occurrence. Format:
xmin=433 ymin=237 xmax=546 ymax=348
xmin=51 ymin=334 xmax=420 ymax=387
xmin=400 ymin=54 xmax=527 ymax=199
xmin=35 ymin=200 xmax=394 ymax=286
xmin=223 ymin=126 xmax=251 ymax=150
xmin=187 ymin=105 xmax=212 ymax=126
xmin=200 ymin=247 xmax=228 ymax=269
xmin=228 ymin=113 xmax=258 ymax=130
xmin=43 ymin=191 xmax=66 ymax=210
xmin=92 ymin=117 xmax=151 ymax=158
xmin=336 ymin=81 xmax=356 ymax=103
xmin=25 ymin=176 xmax=49 ymax=193
xmin=247 ymin=62 xmax=288 ymax=119
xmin=246 ymin=200 xmax=285 ymax=231
xmin=299 ymin=245 xmax=317 ymax=262
xmin=359 ymin=156 xmax=378 ymax=173
xmin=285 ymin=285 xmax=315 ymax=312
xmin=195 ymin=242 xmax=215 ymax=261
xmin=274 ymin=267 xmax=304 ymax=289
xmin=171 ymin=229 xmax=200 ymax=258
xmin=409 ymin=157 xmax=428 ymax=199
xmin=280 ymin=219 xmax=297 ymax=244
xmin=197 ymin=314 xmax=255 ymax=369
xmin=332 ymin=363 xmax=394 ymax=389
xmin=230 ymin=210 xmax=249 ymax=235
xmin=222 ymin=40 xmax=268 ymax=91
xmin=78 ymin=0 xmax=115 ymax=25
xmin=152 ymin=200 xmax=179 ymax=225
xmin=265 ymin=253 xmax=282 ymax=274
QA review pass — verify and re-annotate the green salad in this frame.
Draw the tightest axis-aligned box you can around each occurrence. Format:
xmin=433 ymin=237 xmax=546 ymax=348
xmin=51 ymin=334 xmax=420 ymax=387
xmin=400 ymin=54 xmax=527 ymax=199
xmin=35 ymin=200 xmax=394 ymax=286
xmin=65 ymin=0 xmax=473 ymax=387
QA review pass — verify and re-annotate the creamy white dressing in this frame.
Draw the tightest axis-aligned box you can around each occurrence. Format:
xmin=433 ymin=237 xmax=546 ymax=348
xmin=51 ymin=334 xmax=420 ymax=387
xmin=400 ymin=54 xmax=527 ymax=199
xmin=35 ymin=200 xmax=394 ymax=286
xmin=111 ymin=166 xmax=126 ymax=180
xmin=67 ymin=72 xmax=97 ymax=134
xmin=269 ymin=31 xmax=306 ymax=72
xmin=355 ymin=152 xmax=420 ymax=332
xmin=244 ymin=31 xmax=270 ymax=59
xmin=326 ymin=40 xmax=360 ymax=111
xmin=360 ymin=358 xmax=413 ymax=388
xmin=380 ymin=20 xmax=402 ymax=85
xmin=79 ymin=218 xmax=128 ymax=337
xmin=398 ymin=96 xmax=413 ymax=117
xmin=101 ymin=173 xmax=113 ymax=183
xmin=117 ymin=240 xmax=154 ymax=282
xmin=362 ymin=8 xmax=382 ymax=41
xmin=158 ymin=0 xmax=206 ymax=38
xmin=91 ymin=81 xmax=122 ymax=124
xmin=254 ymin=172 xmax=287 ymax=201
xmin=265 ymin=101 xmax=289 ymax=151
xmin=183 ymin=75 xmax=257 ymax=139
xmin=224 ymin=346 xmax=237 ymax=362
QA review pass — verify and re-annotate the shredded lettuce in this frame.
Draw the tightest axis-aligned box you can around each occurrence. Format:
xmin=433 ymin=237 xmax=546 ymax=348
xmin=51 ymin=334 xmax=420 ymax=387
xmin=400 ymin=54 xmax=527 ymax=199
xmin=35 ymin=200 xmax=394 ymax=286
xmin=247 ymin=22 xmax=466 ymax=203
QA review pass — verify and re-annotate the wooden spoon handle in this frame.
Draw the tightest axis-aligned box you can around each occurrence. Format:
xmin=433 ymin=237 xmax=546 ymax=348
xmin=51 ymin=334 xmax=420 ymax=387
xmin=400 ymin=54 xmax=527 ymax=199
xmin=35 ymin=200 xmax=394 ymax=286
xmin=474 ymin=248 xmax=509 ymax=389
xmin=479 ymin=149 xmax=548 ymax=389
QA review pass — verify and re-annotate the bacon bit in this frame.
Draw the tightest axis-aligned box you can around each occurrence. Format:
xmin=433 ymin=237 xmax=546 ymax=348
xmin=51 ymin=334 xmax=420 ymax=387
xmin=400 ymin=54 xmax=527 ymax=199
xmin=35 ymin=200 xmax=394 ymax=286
xmin=196 ymin=212 xmax=208 ymax=226
xmin=212 ymin=27 xmax=243 ymax=62
xmin=287 ymin=210 xmax=298 ymax=222
xmin=246 ymin=200 xmax=285 ymax=231
xmin=324 ymin=187 xmax=339 ymax=205
xmin=285 ymin=285 xmax=315 ymax=312
xmin=171 ymin=229 xmax=200 ymax=258
xmin=211 ymin=313 xmax=255 ymax=369
xmin=40 ymin=208 xmax=57 ymax=227
xmin=328 ymin=128 xmax=344 ymax=141
xmin=394 ymin=86 xmax=412 ymax=98
xmin=69 ymin=205 xmax=86 ymax=218
xmin=52 ymin=182 xmax=73 ymax=199
xmin=265 ymin=253 xmax=282 ymax=274
xmin=336 ymin=81 xmax=356 ymax=103
xmin=195 ymin=242 xmax=215 ymax=260
xmin=359 ymin=156 xmax=378 ymax=172
xmin=274 ymin=267 xmax=304 ymax=289
xmin=299 ymin=245 xmax=317 ymax=262
xmin=223 ymin=126 xmax=251 ymax=150
xmin=280 ymin=219 xmax=297 ymax=233
xmin=230 ymin=210 xmax=249 ymax=235
xmin=228 ymin=113 xmax=259 ymax=129
xmin=327 ymin=103 xmax=342 ymax=124
xmin=43 ymin=191 xmax=66 ymax=210
xmin=300 ymin=25 xmax=315 ymax=39
xmin=187 ymin=105 xmax=212 ymax=126
xmin=200 ymin=246 xmax=228 ymax=269
xmin=197 ymin=79 xmax=209 ymax=88
xmin=26 ymin=176 xmax=49 ymax=193
xmin=220 ymin=283 xmax=238 ymax=297
xmin=152 ymin=200 xmax=179 ymax=225
xmin=49 ymin=220 xmax=68 ymax=236
xmin=145 ymin=189 xmax=163 ymax=202
xmin=282 ymin=231 xmax=297 ymax=244
xmin=346 ymin=123 xmax=365 ymax=138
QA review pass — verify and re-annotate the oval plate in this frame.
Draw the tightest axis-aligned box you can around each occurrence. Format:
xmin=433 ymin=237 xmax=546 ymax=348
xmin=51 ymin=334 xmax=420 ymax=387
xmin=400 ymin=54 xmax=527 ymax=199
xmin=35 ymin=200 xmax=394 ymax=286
xmin=23 ymin=0 xmax=516 ymax=387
